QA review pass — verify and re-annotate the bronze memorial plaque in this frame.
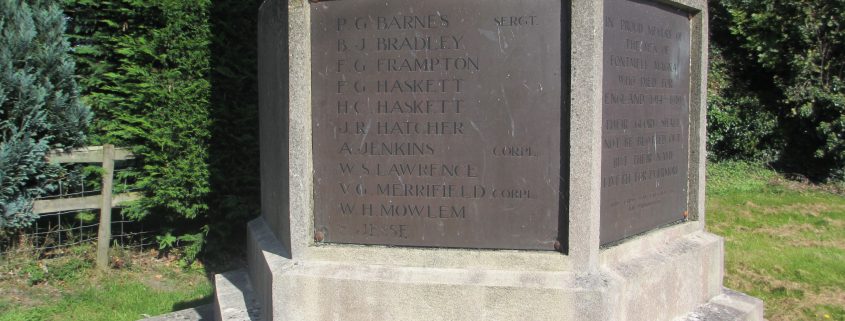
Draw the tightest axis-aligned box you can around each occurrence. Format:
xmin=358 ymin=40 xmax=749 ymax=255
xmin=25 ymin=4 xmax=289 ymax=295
xmin=601 ymin=0 xmax=691 ymax=245
xmin=311 ymin=0 xmax=563 ymax=250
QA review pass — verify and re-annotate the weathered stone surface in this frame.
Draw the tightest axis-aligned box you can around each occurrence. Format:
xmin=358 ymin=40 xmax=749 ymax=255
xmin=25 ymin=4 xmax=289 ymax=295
xmin=214 ymin=269 xmax=261 ymax=321
xmin=241 ymin=216 xmax=761 ymax=321
xmin=675 ymin=289 xmax=766 ymax=321
xmin=246 ymin=216 xmax=620 ymax=321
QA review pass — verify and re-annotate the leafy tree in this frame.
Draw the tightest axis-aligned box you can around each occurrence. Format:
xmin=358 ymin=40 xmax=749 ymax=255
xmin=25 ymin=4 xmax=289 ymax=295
xmin=707 ymin=46 xmax=777 ymax=162
xmin=710 ymin=0 xmax=845 ymax=180
xmin=0 ymin=0 xmax=90 ymax=228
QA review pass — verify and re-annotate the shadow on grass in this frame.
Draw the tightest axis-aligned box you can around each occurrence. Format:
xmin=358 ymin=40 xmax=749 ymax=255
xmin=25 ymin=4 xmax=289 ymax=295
xmin=172 ymin=296 xmax=214 ymax=313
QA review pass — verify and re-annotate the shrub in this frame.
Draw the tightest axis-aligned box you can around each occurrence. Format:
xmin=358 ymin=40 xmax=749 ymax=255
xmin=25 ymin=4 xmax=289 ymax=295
xmin=0 ymin=0 xmax=90 ymax=228
xmin=707 ymin=46 xmax=777 ymax=161
xmin=711 ymin=0 xmax=845 ymax=180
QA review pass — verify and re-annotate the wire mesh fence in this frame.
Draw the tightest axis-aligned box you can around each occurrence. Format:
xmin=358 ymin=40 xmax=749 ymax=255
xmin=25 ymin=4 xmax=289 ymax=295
xmin=0 ymin=153 xmax=149 ymax=260
xmin=0 ymin=208 xmax=156 ymax=258
xmin=36 ymin=167 xmax=140 ymax=201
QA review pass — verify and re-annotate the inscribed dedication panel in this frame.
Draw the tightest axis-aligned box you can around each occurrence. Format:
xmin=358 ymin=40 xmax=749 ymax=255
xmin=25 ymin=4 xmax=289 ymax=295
xmin=311 ymin=0 xmax=562 ymax=250
xmin=601 ymin=0 xmax=690 ymax=245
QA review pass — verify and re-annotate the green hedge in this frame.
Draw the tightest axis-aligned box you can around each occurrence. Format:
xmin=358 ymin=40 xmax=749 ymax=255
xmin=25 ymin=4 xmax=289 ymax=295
xmin=64 ymin=0 xmax=261 ymax=260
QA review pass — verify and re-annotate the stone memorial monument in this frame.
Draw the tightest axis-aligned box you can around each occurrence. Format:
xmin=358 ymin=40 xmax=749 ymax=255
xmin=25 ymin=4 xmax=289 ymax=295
xmin=212 ymin=0 xmax=766 ymax=320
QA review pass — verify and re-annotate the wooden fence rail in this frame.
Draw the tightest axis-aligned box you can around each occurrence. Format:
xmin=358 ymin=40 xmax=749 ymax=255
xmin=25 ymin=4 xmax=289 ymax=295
xmin=32 ymin=144 xmax=140 ymax=269
xmin=32 ymin=192 xmax=142 ymax=214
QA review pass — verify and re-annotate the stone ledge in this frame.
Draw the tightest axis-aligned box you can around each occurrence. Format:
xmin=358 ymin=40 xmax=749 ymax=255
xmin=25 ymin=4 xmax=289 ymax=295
xmin=214 ymin=269 xmax=262 ymax=321
xmin=605 ymin=231 xmax=725 ymax=321
xmin=244 ymin=217 xmax=742 ymax=321
xmin=246 ymin=217 xmax=621 ymax=321
xmin=675 ymin=288 xmax=765 ymax=321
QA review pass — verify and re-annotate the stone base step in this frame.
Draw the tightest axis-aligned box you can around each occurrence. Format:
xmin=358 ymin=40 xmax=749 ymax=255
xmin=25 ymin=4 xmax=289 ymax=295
xmin=214 ymin=268 xmax=262 ymax=321
xmin=208 ymin=270 xmax=763 ymax=321
xmin=675 ymin=288 xmax=765 ymax=321
xmin=137 ymin=304 xmax=213 ymax=321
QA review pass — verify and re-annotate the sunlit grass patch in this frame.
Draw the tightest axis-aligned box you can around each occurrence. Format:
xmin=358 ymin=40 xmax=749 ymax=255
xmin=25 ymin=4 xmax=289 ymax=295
xmin=0 ymin=245 xmax=213 ymax=321
xmin=707 ymin=161 xmax=845 ymax=321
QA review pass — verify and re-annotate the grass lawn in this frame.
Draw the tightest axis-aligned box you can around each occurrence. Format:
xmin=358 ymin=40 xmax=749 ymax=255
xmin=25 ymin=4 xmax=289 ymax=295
xmin=0 ymin=246 xmax=214 ymax=321
xmin=707 ymin=161 xmax=845 ymax=321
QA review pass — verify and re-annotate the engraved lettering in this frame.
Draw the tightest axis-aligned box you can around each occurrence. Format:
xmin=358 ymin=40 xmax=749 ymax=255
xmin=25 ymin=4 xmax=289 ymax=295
xmin=376 ymin=15 xmax=450 ymax=30
xmin=376 ymin=79 xmax=463 ymax=93
xmin=494 ymin=15 xmax=538 ymax=26
xmin=376 ymin=35 xmax=464 ymax=51
xmin=601 ymin=2 xmax=690 ymax=245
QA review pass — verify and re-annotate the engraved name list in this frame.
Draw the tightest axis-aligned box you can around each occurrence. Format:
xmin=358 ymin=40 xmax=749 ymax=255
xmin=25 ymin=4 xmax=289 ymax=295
xmin=311 ymin=0 xmax=563 ymax=250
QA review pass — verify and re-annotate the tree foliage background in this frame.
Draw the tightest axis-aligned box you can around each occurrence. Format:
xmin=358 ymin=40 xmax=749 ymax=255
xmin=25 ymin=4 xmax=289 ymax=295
xmin=709 ymin=0 xmax=845 ymax=180
xmin=0 ymin=0 xmax=90 ymax=229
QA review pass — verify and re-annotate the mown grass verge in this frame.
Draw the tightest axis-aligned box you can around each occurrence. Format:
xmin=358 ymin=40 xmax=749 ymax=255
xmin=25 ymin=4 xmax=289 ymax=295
xmin=707 ymin=161 xmax=845 ymax=321
xmin=0 ymin=245 xmax=213 ymax=321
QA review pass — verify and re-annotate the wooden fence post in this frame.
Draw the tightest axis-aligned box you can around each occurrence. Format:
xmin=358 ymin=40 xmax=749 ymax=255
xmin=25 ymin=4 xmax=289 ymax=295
xmin=96 ymin=144 xmax=115 ymax=270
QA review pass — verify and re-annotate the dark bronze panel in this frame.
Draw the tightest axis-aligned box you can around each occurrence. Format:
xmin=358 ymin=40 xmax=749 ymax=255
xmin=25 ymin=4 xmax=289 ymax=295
xmin=311 ymin=0 xmax=563 ymax=250
xmin=601 ymin=0 xmax=691 ymax=245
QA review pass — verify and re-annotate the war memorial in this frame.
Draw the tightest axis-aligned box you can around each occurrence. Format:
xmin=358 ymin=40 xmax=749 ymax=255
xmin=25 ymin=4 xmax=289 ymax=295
xmin=212 ymin=0 xmax=767 ymax=320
